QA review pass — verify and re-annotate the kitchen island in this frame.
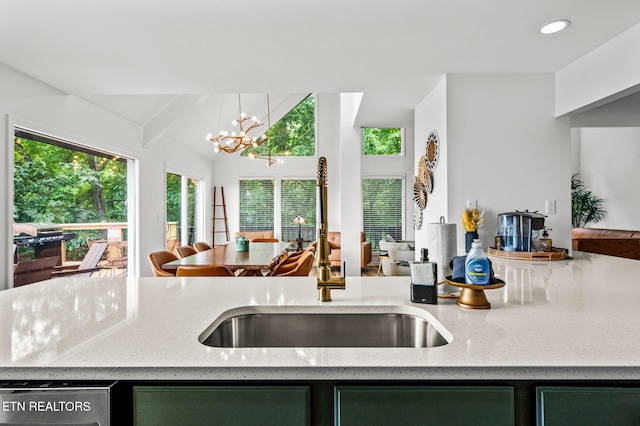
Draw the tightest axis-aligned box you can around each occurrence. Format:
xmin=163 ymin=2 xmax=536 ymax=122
xmin=2 ymin=251 xmax=640 ymax=424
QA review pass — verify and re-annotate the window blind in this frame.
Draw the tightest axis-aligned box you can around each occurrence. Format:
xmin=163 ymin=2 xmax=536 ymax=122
xmin=362 ymin=178 xmax=403 ymax=250
xmin=281 ymin=179 xmax=316 ymax=242
xmin=239 ymin=179 xmax=275 ymax=233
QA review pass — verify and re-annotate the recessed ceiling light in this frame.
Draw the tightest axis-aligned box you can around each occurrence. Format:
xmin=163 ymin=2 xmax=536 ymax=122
xmin=539 ymin=19 xmax=571 ymax=34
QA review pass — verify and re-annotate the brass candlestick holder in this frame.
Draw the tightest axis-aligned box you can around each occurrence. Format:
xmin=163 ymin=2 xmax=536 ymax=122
xmin=445 ymin=277 xmax=506 ymax=309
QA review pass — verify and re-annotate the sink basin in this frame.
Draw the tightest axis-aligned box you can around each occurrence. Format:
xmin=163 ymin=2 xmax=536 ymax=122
xmin=199 ymin=306 xmax=451 ymax=348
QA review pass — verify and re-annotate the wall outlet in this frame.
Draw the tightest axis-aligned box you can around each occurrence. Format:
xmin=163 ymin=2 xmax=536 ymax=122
xmin=546 ymin=200 xmax=556 ymax=214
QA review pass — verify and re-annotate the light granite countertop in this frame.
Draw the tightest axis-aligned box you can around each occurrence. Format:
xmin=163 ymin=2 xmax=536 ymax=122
xmin=1 ymin=251 xmax=639 ymax=381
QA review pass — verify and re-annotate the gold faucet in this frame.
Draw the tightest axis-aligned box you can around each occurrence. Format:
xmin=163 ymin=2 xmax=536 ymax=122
xmin=316 ymin=156 xmax=346 ymax=302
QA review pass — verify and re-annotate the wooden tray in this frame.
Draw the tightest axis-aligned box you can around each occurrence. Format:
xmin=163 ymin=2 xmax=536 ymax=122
xmin=488 ymin=247 xmax=567 ymax=261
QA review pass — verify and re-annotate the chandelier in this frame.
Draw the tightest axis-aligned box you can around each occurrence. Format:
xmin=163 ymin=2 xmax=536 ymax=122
xmin=206 ymin=94 xmax=267 ymax=153
xmin=246 ymin=94 xmax=289 ymax=167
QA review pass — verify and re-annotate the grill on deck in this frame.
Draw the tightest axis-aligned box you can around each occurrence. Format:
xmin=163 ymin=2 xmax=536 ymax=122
xmin=13 ymin=222 xmax=75 ymax=265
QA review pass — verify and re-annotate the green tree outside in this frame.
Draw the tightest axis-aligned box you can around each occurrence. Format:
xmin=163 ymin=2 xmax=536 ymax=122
xmin=243 ymin=94 xmax=315 ymax=157
xmin=13 ymin=136 xmax=127 ymax=259
xmin=363 ymin=128 xmax=402 ymax=155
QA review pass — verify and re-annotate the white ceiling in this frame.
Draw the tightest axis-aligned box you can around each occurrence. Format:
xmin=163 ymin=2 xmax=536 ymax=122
xmin=2 ymin=0 xmax=640 ymax=157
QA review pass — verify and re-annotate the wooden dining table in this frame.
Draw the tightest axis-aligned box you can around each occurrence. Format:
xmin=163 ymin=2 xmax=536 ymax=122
xmin=162 ymin=241 xmax=292 ymax=275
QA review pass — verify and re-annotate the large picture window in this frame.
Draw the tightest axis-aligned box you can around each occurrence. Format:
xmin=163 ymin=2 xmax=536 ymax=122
xmin=362 ymin=177 xmax=404 ymax=251
xmin=13 ymin=127 xmax=132 ymax=276
xmin=239 ymin=179 xmax=275 ymax=233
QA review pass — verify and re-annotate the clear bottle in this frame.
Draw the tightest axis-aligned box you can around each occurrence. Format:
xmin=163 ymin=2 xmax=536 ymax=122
xmin=465 ymin=239 xmax=490 ymax=285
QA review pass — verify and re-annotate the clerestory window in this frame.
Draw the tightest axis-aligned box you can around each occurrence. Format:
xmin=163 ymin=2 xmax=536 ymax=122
xmin=243 ymin=94 xmax=316 ymax=158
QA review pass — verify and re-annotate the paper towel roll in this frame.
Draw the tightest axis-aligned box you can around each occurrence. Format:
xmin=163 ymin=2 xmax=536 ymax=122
xmin=425 ymin=219 xmax=458 ymax=296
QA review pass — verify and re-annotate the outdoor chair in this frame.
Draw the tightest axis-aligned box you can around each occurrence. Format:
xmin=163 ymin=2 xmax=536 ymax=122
xmin=101 ymin=241 xmax=128 ymax=277
xmin=13 ymin=256 xmax=60 ymax=286
xmin=166 ymin=236 xmax=179 ymax=254
xmin=51 ymin=241 xmax=108 ymax=278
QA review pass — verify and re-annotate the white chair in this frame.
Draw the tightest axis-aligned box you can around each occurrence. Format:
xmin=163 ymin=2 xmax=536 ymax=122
xmin=379 ymin=239 xmax=415 ymax=276
xmin=386 ymin=248 xmax=416 ymax=276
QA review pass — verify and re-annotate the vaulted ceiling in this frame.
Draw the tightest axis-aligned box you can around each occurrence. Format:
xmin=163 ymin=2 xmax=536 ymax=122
xmin=2 ymin=0 xmax=640 ymax=158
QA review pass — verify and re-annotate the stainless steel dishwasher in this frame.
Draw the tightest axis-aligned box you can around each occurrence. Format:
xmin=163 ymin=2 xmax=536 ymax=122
xmin=0 ymin=381 xmax=114 ymax=425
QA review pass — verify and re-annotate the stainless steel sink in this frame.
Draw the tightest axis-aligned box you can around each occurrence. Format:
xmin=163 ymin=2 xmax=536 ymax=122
xmin=199 ymin=306 xmax=451 ymax=348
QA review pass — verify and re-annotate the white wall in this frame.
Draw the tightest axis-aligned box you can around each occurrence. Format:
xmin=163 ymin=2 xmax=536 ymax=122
xmin=556 ymin=22 xmax=640 ymax=117
xmin=414 ymin=74 xmax=572 ymax=255
xmin=576 ymin=127 xmax=640 ymax=230
xmin=414 ymin=76 xmax=449 ymax=255
xmin=1 ymin=64 xmax=214 ymax=286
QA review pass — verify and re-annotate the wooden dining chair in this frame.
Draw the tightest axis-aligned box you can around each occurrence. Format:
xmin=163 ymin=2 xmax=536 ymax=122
xmin=269 ymin=251 xmax=315 ymax=276
xmin=148 ymin=251 xmax=178 ymax=277
xmin=251 ymin=238 xmax=279 ymax=243
xmin=176 ymin=265 xmax=235 ymax=277
xmin=176 ymin=245 xmax=198 ymax=258
xmin=193 ymin=241 xmax=212 ymax=252
xmin=286 ymin=243 xmax=316 ymax=262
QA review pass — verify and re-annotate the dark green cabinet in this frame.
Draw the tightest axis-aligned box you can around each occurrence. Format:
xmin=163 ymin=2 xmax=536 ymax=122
xmin=335 ymin=385 xmax=515 ymax=426
xmin=537 ymin=386 xmax=640 ymax=425
xmin=134 ymin=385 xmax=310 ymax=426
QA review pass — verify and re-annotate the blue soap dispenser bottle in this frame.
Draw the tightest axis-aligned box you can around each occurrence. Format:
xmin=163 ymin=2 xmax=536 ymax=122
xmin=465 ymin=239 xmax=490 ymax=285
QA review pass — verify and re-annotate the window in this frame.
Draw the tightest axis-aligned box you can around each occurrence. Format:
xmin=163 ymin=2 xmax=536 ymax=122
xmin=281 ymin=179 xmax=316 ymax=243
xmin=362 ymin=128 xmax=402 ymax=155
xmin=362 ymin=178 xmax=404 ymax=251
xmin=243 ymin=94 xmax=316 ymax=157
xmin=166 ymin=172 xmax=202 ymax=249
xmin=239 ymin=179 xmax=275 ymax=232
xmin=13 ymin=127 xmax=131 ymax=271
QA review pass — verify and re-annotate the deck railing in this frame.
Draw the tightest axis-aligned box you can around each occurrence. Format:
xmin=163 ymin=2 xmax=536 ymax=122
xmin=60 ymin=222 xmax=128 ymax=264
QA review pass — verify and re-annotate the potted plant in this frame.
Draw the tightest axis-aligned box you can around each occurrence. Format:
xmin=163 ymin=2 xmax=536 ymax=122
xmin=571 ymin=173 xmax=606 ymax=228
xmin=461 ymin=203 xmax=484 ymax=252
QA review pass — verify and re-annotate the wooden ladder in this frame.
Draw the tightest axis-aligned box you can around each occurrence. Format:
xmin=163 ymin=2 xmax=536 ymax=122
xmin=212 ymin=186 xmax=230 ymax=247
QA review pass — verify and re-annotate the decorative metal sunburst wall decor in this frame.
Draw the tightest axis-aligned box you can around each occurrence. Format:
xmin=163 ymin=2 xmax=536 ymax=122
xmin=412 ymin=129 xmax=440 ymax=229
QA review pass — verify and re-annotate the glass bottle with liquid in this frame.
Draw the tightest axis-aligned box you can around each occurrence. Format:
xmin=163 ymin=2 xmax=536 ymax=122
xmin=539 ymin=228 xmax=552 ymax=252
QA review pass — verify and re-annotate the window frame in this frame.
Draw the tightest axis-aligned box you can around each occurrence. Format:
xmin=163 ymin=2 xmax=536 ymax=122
xmin=9 ymin=120 xmax=139 ymax=283
xmin=165 ymin=169 xmax=206 ymax=247
xmin=238 ymin=177 xmax=276 ymax=235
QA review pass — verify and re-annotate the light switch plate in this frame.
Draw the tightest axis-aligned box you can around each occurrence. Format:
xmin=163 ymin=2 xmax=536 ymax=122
xmin=546 ymin=200 xmax=556 ymax=214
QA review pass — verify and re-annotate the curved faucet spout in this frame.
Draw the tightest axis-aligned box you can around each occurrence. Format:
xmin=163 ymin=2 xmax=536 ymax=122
xmin=316 ymin=156 xmax=346 ymax=301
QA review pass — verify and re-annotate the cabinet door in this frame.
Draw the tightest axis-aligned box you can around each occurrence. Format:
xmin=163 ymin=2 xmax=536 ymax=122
xmin=335 ymin=385 xmax=514 ymax=426
xmin=134 ymin=386 xmax=309 ymax=426
xmin=537 ymin=386 xmax=640 ymax=425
